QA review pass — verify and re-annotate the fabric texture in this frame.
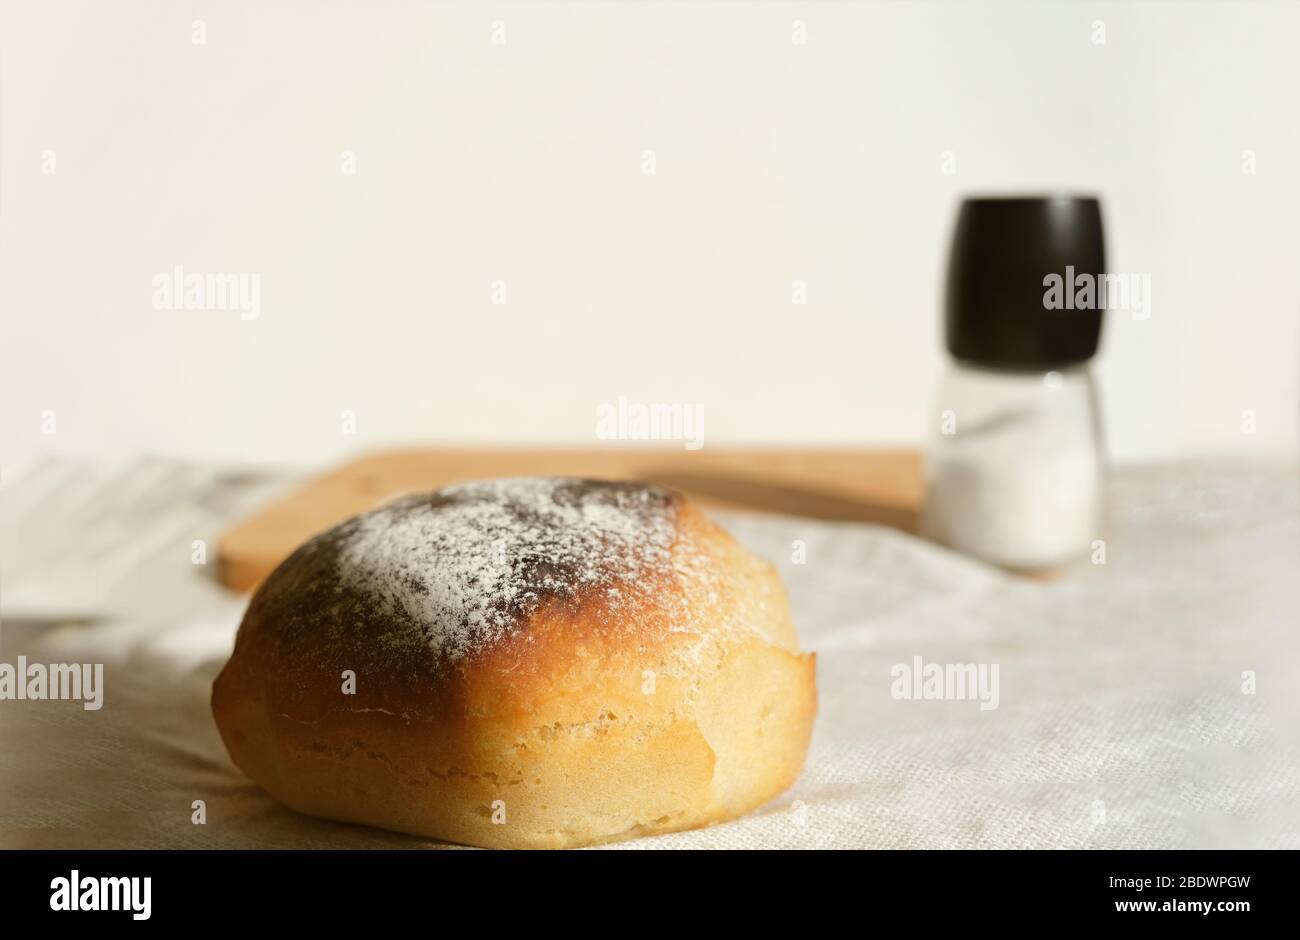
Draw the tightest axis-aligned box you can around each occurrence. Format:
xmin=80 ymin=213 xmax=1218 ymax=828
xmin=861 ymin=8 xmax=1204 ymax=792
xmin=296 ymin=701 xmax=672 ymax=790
xmin=2 ymin=461 xmax=1297 ymax=849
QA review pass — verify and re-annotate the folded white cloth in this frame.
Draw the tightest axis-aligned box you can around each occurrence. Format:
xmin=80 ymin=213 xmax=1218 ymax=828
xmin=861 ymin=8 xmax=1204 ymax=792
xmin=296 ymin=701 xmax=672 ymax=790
xmin=2 ymin=462 xmax=1296 ymax=848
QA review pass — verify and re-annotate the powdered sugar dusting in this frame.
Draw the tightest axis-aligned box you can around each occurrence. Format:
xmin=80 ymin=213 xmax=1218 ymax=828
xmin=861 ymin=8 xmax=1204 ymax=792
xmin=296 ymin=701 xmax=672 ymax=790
xmin=335 ymin=477 xmax=680 ymax=660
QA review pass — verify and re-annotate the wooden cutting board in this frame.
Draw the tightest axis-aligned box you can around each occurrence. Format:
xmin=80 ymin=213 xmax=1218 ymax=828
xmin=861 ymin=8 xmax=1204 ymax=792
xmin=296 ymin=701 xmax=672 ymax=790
xmin=216 ymin=447 xmax=923 ymax=592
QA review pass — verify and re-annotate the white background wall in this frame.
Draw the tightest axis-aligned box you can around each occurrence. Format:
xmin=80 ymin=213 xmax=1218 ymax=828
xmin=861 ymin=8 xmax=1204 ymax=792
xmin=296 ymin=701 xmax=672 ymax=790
xmin=2 ymin=0 xmax=1297 ymax=469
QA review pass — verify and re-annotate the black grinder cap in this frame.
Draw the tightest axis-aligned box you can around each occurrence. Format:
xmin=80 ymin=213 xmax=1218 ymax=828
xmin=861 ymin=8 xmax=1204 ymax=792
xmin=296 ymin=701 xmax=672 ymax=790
xmin=945 ymin=195 xmax=1106 ymax=370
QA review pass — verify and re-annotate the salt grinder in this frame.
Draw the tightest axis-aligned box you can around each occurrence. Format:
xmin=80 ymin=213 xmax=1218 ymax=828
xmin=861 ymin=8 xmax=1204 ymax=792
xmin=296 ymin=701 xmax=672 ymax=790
xmin=921 ymin=195 xmax=1107 ymax=571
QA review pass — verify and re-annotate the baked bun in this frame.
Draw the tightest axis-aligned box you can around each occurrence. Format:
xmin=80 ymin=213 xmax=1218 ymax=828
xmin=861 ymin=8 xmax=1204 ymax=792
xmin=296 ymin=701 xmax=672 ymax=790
xmin=211 ymin=477 xmax=816 ymax=848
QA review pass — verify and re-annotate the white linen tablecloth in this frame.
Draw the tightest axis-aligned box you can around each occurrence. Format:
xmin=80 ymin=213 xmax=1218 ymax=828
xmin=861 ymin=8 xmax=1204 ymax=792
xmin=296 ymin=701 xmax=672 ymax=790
xmin=2 ymin=461 xmax=1297 ymax=849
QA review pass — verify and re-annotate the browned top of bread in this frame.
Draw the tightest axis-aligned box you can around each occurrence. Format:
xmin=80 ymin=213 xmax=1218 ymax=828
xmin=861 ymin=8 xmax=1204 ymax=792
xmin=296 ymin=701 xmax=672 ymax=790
xmin=230 ymin=477 xmax=761 ymax=723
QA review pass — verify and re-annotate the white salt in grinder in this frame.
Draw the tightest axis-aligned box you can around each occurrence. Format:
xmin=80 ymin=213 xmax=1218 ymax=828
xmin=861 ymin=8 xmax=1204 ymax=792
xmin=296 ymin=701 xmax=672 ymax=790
xmin=921 ymin=196 xmax=1106 ymax=572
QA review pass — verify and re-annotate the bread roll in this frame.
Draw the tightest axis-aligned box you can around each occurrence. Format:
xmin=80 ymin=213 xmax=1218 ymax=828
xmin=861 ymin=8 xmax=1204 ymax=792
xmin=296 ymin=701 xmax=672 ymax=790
xmin=211 ymin=477 xmax=816 ymax=848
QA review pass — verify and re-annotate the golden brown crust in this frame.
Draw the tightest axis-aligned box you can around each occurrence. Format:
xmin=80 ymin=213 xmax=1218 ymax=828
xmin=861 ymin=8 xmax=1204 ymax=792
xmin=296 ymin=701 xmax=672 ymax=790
xmin=212 ymin=481 xmax=816 ymax=848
